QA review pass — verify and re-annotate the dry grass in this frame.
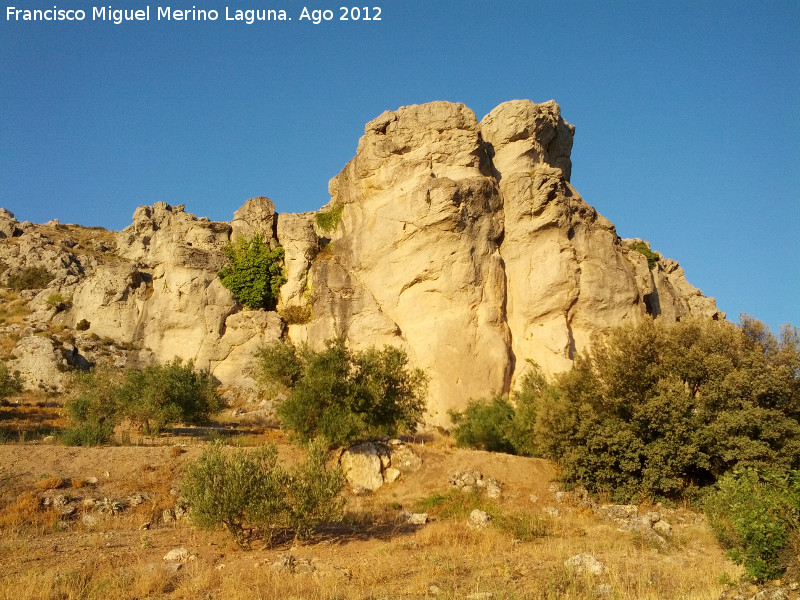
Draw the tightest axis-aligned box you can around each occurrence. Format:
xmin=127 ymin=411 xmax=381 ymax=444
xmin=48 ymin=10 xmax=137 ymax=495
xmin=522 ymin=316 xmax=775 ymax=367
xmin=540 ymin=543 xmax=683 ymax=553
xmin=0 ymin=489 xmax=739 ymax=600
xmin=35 ymin=477 xmax=65 ymax=491
xmin=29 ymin=223 xmax=121 ymax=266
xmin=0 ymin=431 xmax=742 ymax=600
xmin=0 ymin=492 xmax=61 ymax=533
xmin=0 ymin=289 xmax=30 ymax=328
xmin=0 ymin=391 xmax=66 ymax=442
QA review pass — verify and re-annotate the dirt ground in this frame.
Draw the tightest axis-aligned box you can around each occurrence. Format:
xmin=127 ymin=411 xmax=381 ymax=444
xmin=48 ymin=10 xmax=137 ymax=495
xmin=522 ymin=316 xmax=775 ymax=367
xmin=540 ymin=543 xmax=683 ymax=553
xmin=0 ymin=430 xmax=746 ymax=600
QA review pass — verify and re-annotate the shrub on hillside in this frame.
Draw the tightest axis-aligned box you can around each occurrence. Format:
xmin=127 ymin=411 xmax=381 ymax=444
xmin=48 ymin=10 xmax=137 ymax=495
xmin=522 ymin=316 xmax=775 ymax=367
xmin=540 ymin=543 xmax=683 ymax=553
xmin=704 ymin=469 xmax=800 ymax=581
xmin=448 ymin=362 xmax=551 ymax=456
xmin=315 ymin=203 xmax=344 ymax=232
xmin=219 ymin=235 xmax=286 ymax=310
xmin=259 ymin=338 xmax=428 ymax=446
xmin=60 ymin=421 xmax=116 ymax=446
xmin=62 ymin=360 xmax=221 ymax=443
xmin=5 ymin=266 xmax=54 ymax=291
xmin=181 ymin=438 xmax=344 ymax=548
xmin=115 ymin=358 xmax=221 ymax=434
xmin=532 ymin=317 xmax=800 ymax=501
xmin=449 ymin=396 xmax=516 ymax=454
xmin=61 ymin=369 xmax=123 ymax=446
xmin=630 ymin=241 xmax=661 ymax=270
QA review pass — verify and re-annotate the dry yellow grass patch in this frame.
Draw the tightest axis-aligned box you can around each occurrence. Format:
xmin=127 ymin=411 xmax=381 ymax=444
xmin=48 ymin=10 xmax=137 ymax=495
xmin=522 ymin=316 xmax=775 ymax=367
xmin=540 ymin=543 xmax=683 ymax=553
xmin=0 ymin=439 xmax=743 ymax=600
xmin=0 ymin=492 xmax=61 ymax=533
xmin=35 ymin=477 xmax=64 ymax=491
xmin=0 ymin=391 xmax=66 ymax=442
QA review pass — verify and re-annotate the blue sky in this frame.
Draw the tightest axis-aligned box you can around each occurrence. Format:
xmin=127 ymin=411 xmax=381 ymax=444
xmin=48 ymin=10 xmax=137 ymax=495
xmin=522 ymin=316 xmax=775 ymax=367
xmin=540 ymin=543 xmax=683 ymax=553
xmin=1 ymin=1 xmax=798 ymax=332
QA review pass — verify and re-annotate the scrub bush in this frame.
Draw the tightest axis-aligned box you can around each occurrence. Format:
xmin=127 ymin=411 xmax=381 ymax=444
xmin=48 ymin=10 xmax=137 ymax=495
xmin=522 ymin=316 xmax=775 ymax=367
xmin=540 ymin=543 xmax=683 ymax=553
xmin=61 ymin=369 xmax=121 ymax=446
xmin=5 ymin=266 xmax=54 ymax=290
xmin=181 ymin=438 xmax=344 ymax=548
xmin=533 ymin=317 xmax=800 ymax=501
xmin=315 ymin=203 xmax=344 ymax=232
xmin=630 ymin=241 xmax=661 ymax=269
xmin=448 ymin=362 xmax=551 ymax=456
xmin=0 ymin=362 xmax=22 ymax=400
xmin=219 ymin=235 xmax=286 ymax=310
xmin=705 ymin=469 xmax=800 ymax=581
xmin=449 ymin=396 xmax=516 ymax=454
xmin=115 ymin=358 xmax=221 ymax=434
xmin=260 ymin=338 xmax=428 ymax=446
xmin=62 ymin=359 xmax=221 ymax=443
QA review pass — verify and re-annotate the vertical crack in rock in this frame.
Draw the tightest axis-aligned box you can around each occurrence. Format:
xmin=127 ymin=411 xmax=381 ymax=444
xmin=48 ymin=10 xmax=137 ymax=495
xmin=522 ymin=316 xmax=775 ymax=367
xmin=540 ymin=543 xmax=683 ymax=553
xmin=1 ymin=100 xmax=722 ymax=424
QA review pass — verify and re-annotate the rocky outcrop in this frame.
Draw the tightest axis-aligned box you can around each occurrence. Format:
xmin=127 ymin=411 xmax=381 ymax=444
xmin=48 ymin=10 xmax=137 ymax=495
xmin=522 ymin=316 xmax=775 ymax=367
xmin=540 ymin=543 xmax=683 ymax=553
xmin=0 ymin=208 xmax=19 ymax=239
xmin=339 ymin=439 xmax=422 ymax=493
xmin=290 ymin=100 xmax=722 ymax=420
xmin=299 ymin=102 xmax=513 ymax=421
xmin=65 ymin=202 xmax=282 ymax=387
xmin=0 ymin=99 xmax=722 ymax=420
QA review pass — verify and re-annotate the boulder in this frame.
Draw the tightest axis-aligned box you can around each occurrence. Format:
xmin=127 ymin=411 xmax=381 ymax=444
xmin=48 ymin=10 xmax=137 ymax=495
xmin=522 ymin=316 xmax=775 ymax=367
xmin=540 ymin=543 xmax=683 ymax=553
xmin=564 ymin=553 xmax=607 ymax=576
xmin=231 ymin=196 xmax=277 ymax=241
xmin=340 ymin=442 xmax=385 ymax=492
xmin=339 ymin=440 xmax=421 ymax=492
xmin=468 ymin=509 xmax=492 ymax=529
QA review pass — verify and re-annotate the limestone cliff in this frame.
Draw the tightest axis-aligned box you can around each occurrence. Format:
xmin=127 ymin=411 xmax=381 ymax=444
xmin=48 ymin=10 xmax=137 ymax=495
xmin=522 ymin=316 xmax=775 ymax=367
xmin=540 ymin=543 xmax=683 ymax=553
xmin=284 ymin=100 xmax=721 ymax=420
xmin=0 ymin=100 xmax=722 ymax=421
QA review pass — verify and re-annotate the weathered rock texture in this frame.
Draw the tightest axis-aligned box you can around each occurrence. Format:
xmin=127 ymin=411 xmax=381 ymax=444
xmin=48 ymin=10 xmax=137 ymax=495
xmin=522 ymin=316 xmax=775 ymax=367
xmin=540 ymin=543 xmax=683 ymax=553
xmin=287 ymin=100 xmax=722 ymax=421
xmin=0 ymin=100 xmax=722 ymax=422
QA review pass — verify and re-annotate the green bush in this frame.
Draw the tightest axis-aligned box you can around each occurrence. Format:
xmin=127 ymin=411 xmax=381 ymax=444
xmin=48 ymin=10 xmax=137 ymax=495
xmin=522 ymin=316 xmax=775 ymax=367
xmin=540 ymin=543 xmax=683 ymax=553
xmin=280 ymin=437 xmax=347 ymax=540
xmin=181 ymin=438 xmax=344 ymax=548
xmin=181 ymin=441 xmax=283 ymax=547
xmin=75 ymin=319 xmax=90 ymax=331
xmin=261 ymin=338 xmax=428 ymax=446
xmin=630 ymin=241 xmax=661 ymax=270
xmin=45 ymin=293 xmax=68 ymax=310
xmin=531 ymin=317 xmax=800 ymax=502
xmin=449 ymin=396 xmax=516 ymax=454
xmin=61 ymin=369 xmax=122 ymax=446
xmin=62 ymin=360 xmax=221 ymax=442
xmin=115 ymin=358 xmax=221 ymax=434
xmin=5 ymin=266 xmax=54 ymax=290
xmin=257 ymin=340 xmax=305 ymax=391
xmin=60 ymin=421 xmax=115 ymax=447
xmin=0 ymin=362 xmax=23 ymax=400
xmin=219 ymin=235 xmax=286 ymax=310
xmin=448 ymin=362 xmax=550 ymax=456
xmin=315 ymin=203 xmax=344 ymax=232
xmin=705 ymin=469 xmax=800 ymax=581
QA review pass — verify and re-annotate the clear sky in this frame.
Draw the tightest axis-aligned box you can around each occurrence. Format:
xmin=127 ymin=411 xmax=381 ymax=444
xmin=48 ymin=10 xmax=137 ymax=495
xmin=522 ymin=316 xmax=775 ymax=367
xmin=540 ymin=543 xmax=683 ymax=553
xmin=1 ymin=1 xmax=798 ymax=332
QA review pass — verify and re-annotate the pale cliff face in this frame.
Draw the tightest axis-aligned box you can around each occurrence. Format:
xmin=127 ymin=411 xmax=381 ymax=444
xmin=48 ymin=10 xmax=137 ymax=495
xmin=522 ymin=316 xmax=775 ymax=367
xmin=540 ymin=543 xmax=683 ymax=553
xmin=0 ymin=100 xmax=722 ymax=422
xmin=282 ymin=100 xmax=722 ymax=423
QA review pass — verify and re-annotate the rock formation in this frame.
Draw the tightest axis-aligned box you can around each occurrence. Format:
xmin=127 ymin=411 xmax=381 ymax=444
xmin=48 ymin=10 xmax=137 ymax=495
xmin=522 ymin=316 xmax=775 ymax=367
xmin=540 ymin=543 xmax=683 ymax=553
xmin=0 ymin=99 xmax=722 ymax=423
xmin=283 ymin=100 xmax=722 ymax=421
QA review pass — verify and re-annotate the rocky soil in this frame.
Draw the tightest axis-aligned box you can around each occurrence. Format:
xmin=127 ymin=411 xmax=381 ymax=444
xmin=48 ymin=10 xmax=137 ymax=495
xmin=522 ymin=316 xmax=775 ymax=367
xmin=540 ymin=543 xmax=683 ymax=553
xmin=0 ymin=430 xmax=756 ymax=600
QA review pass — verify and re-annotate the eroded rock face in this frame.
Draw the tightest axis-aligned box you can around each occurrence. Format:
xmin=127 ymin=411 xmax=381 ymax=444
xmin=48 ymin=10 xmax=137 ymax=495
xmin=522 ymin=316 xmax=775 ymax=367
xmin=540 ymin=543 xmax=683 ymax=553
xmin=298 ymin=102 xmax=514 ymax=421
xmin=483 ymin=101 xmax=657 ymax=377
xmin=9 ymin=336 xmax=68 ymax=392
xmin=0 ymin=208 xmax=19 ymax=239
xmin=291 ymin=100 xmax=722 ymax=421
xmin=0 ymin=100 xmax=722 ymax=417
xmin=64 ymin=202 xmax=282 ymax=387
